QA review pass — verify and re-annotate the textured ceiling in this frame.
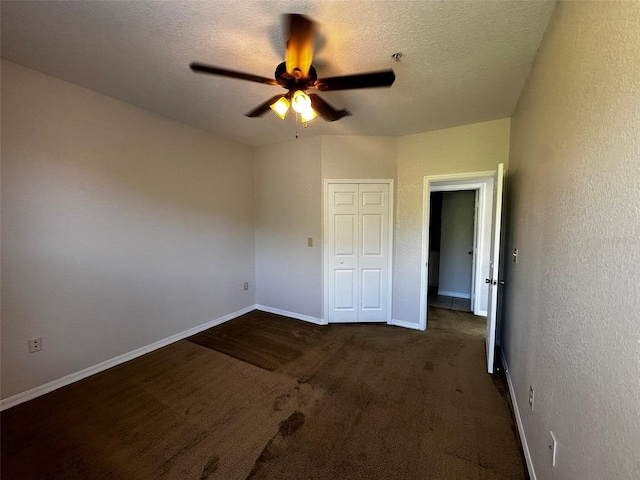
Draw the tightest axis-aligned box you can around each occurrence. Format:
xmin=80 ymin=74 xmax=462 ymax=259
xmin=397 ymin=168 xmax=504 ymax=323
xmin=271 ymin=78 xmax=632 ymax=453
xmin=1 ymin=1 xmax=555 ymax=147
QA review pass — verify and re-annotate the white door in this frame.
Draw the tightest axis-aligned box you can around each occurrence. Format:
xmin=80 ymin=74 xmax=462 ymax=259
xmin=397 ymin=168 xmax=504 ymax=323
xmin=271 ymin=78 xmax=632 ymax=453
xmin=327 ymin=182 xmax=391 ymax=323
xmin=485 ymin=163 xmax=505 ymax=374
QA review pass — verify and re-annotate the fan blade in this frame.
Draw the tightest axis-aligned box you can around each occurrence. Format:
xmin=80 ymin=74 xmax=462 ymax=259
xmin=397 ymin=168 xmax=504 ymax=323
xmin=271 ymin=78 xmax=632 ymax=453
xmin=315 ymin=70 xmax=395 ymax=91
xmin=308 ymin=94 xmax=351 ymax=122
xmin=190 ymin=62 xmax=278 ymax=86
xmin=285 ymin=14 xmax=314 ymax=78
xmin=245 ymin=95 xmax=286 ymax=118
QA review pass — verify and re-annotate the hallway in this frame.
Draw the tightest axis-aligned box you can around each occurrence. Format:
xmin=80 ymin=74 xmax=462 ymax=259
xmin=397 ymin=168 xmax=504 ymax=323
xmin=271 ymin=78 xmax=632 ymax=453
xmin=428 ymin=286 xmax=472 ymax=312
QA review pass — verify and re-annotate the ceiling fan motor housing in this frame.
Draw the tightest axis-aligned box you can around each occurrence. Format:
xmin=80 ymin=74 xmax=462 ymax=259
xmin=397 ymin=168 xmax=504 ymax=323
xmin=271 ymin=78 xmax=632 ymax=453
xmin=275 ymin=62 xmax=318 ymax=91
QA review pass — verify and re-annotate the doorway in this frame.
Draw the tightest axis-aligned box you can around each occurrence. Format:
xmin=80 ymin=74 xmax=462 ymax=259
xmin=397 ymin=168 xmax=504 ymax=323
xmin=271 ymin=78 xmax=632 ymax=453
xmin=419 ymin=171 xmax=496 ymax=330
xmin=419 ymin=165 xmax=505 ymax=374
xmin=428 ymin=190 xmax=477 ymax=312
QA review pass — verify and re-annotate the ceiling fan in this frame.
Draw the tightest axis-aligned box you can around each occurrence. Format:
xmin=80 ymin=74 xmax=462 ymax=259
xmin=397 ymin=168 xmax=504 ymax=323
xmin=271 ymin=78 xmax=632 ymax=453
xmin=190 ymin=14 xmax=396 ymax=122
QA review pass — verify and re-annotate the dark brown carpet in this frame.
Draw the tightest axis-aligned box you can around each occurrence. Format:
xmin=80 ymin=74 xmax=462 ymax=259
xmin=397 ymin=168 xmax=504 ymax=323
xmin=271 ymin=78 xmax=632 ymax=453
xmin=1 ymin=309 xmax=527 ymax=480
xmin=186 ymin=313 xmax=327 ymax=371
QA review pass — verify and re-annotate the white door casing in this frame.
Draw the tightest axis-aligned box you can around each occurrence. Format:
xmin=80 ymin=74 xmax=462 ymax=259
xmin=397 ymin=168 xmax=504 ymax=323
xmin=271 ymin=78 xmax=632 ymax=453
xmin=421 ymin=174 xmax=494 ymax=329
xmin=485 ymin=163 xmax=505 ymax=374
xmin=325 ymin=181 xmax=393 ymax=324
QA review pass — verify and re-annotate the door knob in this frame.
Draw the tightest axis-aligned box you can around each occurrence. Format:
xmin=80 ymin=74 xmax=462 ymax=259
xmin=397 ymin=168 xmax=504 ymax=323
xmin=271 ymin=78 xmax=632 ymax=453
xmin=340 ymin=260 xmax=344 ymax=264
xmin=499 ymin=280 xmax=505 ymax=285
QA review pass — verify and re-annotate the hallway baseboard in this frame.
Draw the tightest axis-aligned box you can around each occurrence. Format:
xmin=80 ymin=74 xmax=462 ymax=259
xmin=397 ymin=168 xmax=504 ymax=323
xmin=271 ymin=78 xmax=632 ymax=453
xmin=438 ymin=290 xmax=471 ymax=299
xmin=500 ymin=347 xmax=537 ymax=480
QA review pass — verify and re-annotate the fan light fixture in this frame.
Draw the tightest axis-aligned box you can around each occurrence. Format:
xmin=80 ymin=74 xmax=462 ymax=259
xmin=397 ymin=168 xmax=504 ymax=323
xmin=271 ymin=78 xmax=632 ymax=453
xmin=270 ymin=96 xmax=290 ymax=119
xmin=270 ymin=90 xmax=317 ymax=122
xmin=291 ymin=90 xmax=311 ymax=113
xmin=300 ymin=107 xmax=317 ymax=122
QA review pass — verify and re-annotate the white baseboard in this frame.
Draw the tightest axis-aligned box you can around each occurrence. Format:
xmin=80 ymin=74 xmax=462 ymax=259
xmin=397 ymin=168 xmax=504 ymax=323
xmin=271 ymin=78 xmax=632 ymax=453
xmin=500 ymin=347 xmax=537 ymax=480
xmin=438 ymin=290 xmax=471 ymax=299
xmin=390 ymin=319 xmax=424 ymax=331
xmin=0 ymin=305 xmax=256 ymax=412
xmin=476 ymin=309 xmax=488 ymax=317
xmin=256 ymin=305 xmax=327 ymax=325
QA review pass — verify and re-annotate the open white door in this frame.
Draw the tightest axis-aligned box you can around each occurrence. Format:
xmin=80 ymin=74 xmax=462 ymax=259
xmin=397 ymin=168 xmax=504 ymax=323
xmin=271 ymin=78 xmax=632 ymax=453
xmin=485 ymin=163 xmax=504 ymax=373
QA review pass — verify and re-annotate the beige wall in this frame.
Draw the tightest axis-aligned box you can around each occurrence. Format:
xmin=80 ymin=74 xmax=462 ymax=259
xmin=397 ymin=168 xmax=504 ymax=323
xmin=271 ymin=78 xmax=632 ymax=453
xmin=254 ymin=124 xmax=508 ymax=325
xmin=394 ymin=119 xmax=510 ymax=325
xmin=320 ymin=127 xmax=509 ymax=326
xmin=502 ymin=2 xmax=640 ymax=479
xmin=1 ymin=61 xmax=256 ymax=400
xmin=254 ymin=135 xmax=396 ymax=320
xmin=254 ymin=137 xmax=323 ymax=319
xmin=321 ymin=135 xmax=397 ymax=180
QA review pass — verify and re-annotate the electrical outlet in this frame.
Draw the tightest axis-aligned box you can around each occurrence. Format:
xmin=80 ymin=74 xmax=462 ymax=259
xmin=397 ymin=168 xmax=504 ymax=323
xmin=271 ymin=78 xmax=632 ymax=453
xmin=549 ymin=431 xmax=558 ymax=466
xmin=243 ymin=282 xmax=249 ymax=291
xmin=529 ymin=386 xmax=534 ymax=410
xmin=307 ymin=237 xmax=313 ymax=247
xmin=28 ymin=338 xmax=43 ymax=353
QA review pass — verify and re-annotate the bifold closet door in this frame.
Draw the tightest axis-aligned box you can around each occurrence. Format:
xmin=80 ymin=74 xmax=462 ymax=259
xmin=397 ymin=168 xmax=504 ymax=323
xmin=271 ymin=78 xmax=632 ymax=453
xmin=327 ymin=183 xmax=390 ymax=323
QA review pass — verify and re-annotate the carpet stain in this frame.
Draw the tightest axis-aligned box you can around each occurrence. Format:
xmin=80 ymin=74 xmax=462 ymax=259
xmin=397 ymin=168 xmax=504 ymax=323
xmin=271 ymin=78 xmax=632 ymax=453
xmin=247 ymin=411 xmax=307 ymax=479
xmin=423 ymin=361 xmax=434 ymax=371
xmin=199 ymin=455 xmax=219 ymax=479
xmin=247 ymin=436 xmax=276 ymax=480
xmin=278 ymin=411 xmax=305 ymax=437
xmin=456 ymin=388 xmax=463 ymax=393
xmin=272 ymin=393 xmax=291 ymax=411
